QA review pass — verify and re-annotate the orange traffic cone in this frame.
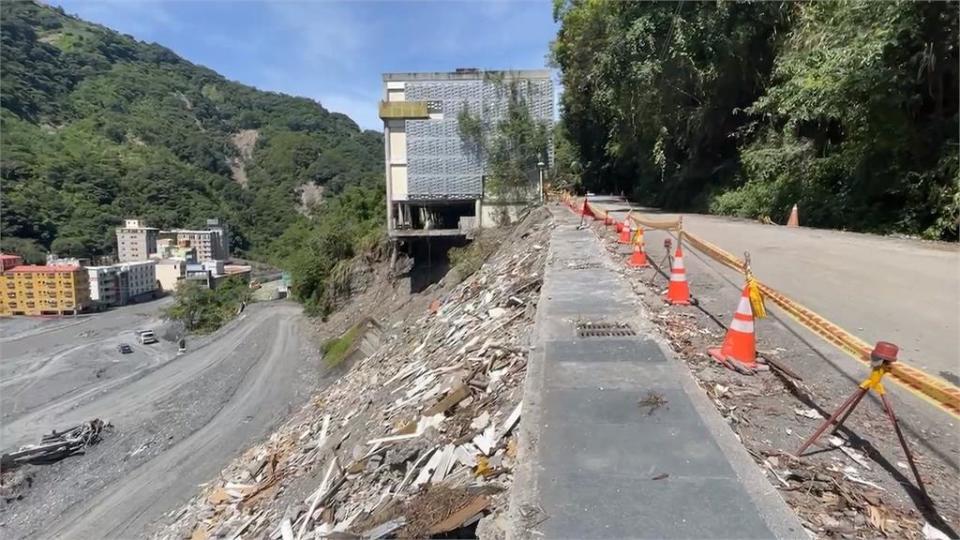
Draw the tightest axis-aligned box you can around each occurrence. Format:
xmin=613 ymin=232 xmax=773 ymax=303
xmin=786 ymin=204 xmax=799 ymax=227
xmin=666 ymin=245 xmax=690 ymax=305
xmin=709 ymin=284 xmax=757 ymax=372
xmin=628 ymin=229 xmax=648 ymax=268
xmin=618 ymin=222 xmax=632 ymax=244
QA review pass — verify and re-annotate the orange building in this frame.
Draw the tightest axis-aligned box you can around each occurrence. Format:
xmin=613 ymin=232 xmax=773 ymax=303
xmin=1 ymin=265 xmax=91 ymax=316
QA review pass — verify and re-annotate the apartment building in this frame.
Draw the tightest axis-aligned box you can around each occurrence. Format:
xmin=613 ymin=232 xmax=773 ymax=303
xmin=159 ymin=229 xmax=227 ymax=262
xmin=85 ymin=260 xmax=157 ymax=306
xmin=87 ymin=266 xmax=120 ymax=305
xmin=1 ymin=265 xmax=91 ymax=316
xmin=380 ymin=69 xmax=554 ymax=237
xmin=116 ymin=219 xmax=159 ymax=262
xmin=119 ymin=260 xmax=158 ymax=300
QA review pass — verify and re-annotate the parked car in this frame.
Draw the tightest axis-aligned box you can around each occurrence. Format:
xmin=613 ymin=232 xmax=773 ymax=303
xmin=118 ymin=343 xmax=133 ymax=354
xmin=138 ymin=330 xmax=157 ymax=345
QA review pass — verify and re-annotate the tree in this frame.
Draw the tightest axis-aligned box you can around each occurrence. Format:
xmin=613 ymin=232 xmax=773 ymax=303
xmin=552 ymin=0 xmax=958 ymax=239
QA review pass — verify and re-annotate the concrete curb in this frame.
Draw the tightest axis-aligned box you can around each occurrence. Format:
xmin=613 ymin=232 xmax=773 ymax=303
xmin=507 ymin=205 xmax=807 ymax=539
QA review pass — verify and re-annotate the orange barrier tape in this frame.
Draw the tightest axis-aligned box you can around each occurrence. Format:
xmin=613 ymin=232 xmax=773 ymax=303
xmin=631 ymin=216 xmax=681 ymax=231
xmin=579 ymin=198 xmax=960 ymax=417
xmin=681 ymin=228 xmax=960 ymax=418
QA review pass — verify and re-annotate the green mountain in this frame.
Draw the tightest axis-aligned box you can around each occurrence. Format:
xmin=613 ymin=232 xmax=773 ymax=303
xmin=0 ymin=1 xmax=383 ymax=262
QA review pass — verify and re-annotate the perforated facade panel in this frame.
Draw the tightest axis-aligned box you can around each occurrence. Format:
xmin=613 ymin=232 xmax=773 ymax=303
xmin=397 ymin=72 xmax=554 ymax=200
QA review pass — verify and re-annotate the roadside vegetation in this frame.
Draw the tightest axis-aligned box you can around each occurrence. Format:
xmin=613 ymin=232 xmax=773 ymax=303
xmin=448 ymin=234 xmax=500 ymax=278
xmin=552 ymin=0 xmax=958 ymax=239
xmin=163 ymin=277 xmax=251 ymax=334
xmin=320 ymin=321 xmax=365 ymax=368
xmin=268 ymin=185 xmax=385 ymax=318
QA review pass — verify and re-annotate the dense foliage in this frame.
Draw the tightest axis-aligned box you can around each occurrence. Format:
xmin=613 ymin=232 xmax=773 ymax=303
xmin=164 ymin=276 xmax=251 ymax=334
xmin=553 ymin=0 xmax=958 ymax=239
xmin=271 ymin=184 xmax=384 ymax=317
xmin=1 ymin=2 xmax=384 ymax=264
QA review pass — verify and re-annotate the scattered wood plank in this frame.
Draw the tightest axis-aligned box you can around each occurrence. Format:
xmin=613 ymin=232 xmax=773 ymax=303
xmin=427 ymin=495 xmax=491 ymax=535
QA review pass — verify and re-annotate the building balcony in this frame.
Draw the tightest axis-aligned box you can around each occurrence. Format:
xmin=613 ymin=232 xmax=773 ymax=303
xmin=378 ymin=101 xmax=429 ymax=120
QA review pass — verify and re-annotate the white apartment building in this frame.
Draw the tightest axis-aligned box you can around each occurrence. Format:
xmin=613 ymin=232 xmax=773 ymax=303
xmin=120 ymin=260 xmax=157 ymax=299
xmin=85 ymin=260 xmax=157 ymax=306
xmin=87 ymin=266 xmax=120 ymax=305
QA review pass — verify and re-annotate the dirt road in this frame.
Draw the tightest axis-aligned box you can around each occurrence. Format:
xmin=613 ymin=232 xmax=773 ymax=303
xmin=0 ymin=301 xmax=322 ymax=539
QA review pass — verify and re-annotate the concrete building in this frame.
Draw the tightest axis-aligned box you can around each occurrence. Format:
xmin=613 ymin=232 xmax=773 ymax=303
xmin=156 ymin=259 xmax=186 ymax=292
xmin=155 ymin=238 xmax=198 ymax=262
xmin=1 ymin=265 xmax=91 ymax=316
xmin=87 ymin=266 xmax=120 ymax=306
xmin=119 ymin=260 xmax=158 ymax=300
xmin=159 ymin=228 xmax=227 ymax=262
xmin=206 ymin=218 xmax=230 ymax=259
xmin=116 ymin=219 xmax=159 ymax=262
xmin=86 ymin=260 xmax=157 ymax=306
xmin=380 ymin=69 xmax=554 ymax=238
xmin=181 ymin=261 xmax=250 ymax=290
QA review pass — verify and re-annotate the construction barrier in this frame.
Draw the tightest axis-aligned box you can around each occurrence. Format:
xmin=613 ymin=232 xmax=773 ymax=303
xmin=575 ymin=198 xmax=960 ymax=418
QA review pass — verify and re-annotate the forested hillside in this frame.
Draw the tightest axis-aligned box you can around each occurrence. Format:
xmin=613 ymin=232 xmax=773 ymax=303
xmin=553 ymin=1 xmax=958 ymax=239
xmin=0 ymin=1 xmax=383 ymax=265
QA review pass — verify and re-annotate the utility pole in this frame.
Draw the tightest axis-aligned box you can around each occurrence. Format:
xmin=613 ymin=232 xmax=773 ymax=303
xmin=537 ymin=159 xmax=545 ymax=204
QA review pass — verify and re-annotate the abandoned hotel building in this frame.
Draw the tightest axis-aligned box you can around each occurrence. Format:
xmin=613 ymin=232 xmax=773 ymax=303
xmin=380 ymin=69 xmax=554 ymax=239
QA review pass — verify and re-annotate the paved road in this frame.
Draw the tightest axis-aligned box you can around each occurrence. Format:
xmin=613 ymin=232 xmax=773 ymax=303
xmin=591 ymin=198 xmax=960 ymax=382
xmin=510 ymin=208 xmax=803 ymax=538
xmin=0 ymin=301 xmax=320 ymax=539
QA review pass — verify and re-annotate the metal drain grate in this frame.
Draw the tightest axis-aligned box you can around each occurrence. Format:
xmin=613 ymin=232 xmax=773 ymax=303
xmin=576 ymin=321 xmax=636 ymax=338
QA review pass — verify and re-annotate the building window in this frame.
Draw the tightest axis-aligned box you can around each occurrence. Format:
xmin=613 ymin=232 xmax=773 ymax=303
xmin=6 ymin=293 xmax=14 ymax=299
xmin=7 ymin=302 xmax=15 ymax=308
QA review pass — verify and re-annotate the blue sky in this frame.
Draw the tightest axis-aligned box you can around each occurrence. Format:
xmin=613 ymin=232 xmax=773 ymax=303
xmin=52 ymin=0 xmax=559 ymax=131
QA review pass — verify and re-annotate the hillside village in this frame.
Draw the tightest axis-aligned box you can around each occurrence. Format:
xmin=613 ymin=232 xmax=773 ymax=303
xmin=0 ymin=217 xmax=251 ymax=317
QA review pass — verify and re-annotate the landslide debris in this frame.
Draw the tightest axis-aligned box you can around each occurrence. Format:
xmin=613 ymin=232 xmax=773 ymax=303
xmin=156 ymin=210 xmax=552 ymax=539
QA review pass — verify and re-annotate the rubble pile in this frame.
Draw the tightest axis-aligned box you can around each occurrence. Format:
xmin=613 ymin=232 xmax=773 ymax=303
xmin=755 ymin=451 xmax=925 ymax=538
xmin=1 ymin=418 xmax=111 ymax=469
xmin=158 ymin=213 xmax=552 ymax=540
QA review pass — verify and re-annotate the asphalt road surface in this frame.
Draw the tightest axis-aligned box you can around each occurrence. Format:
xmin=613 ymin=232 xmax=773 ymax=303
xmin=581 ymin=199 xmax=960 ymax=528
xmin=591 ymin=198 xmax=959 ymax=382
xmin=0 ymin=301 xmax=321 ymax=539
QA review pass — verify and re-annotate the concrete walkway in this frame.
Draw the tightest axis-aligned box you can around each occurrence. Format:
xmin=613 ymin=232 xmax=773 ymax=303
xmin=509 ymin=206 xmax=804 ymax=539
